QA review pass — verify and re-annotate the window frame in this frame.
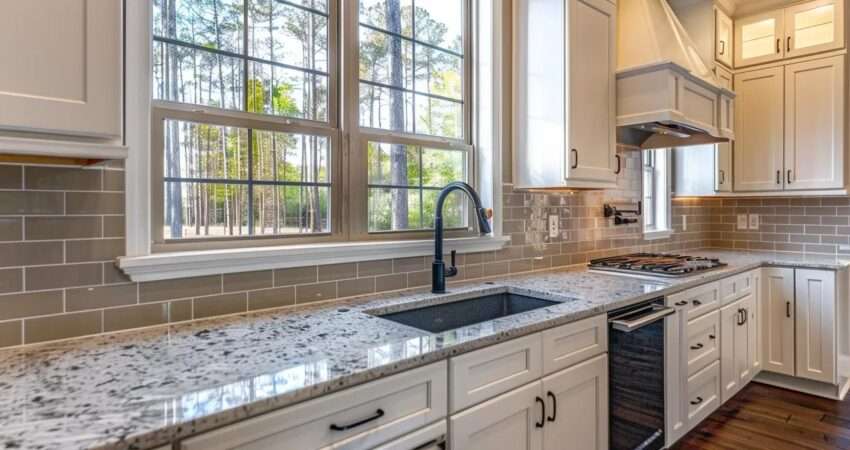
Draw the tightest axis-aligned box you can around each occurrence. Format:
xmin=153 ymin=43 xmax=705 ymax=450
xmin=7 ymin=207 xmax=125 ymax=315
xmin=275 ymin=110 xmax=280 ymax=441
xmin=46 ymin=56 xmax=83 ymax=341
xmin=642 ymin=148 xmax=672 ymax=240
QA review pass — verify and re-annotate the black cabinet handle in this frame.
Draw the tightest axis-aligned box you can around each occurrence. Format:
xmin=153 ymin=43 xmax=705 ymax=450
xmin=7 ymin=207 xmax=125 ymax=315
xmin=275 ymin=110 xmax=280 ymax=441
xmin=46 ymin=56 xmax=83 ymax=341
xmin=329 ymin=409 xmax=385 ymax=431
xmin=787 ymin=170 xmax=793 ymax=184
xmin=787 ymin=36 xmax=792 ymax=52
xmin=719 ymin=40 xmax=726 ymax=55
xmin=691 ymin=343 xmax=704 ymax=350
xmin=615 ymin=154 xmax=621 ymax=174
xmin=690 ymin=396 xmax=704 ymax=406
xmin=776 ymin=38 xmax=781 ymax=54
xmin=692 ymin=300 xmax=702 ymax=306
xmin=571 ymin=149 xmax=579 ymax=169
xmin=709 ymin=334 xmax=716 ymax=340
xmin=675 ymin=300 xmax=688 ymax=306
xmin=776 ymin=170 xmax=781 ymax=184
xmin=547 ymin=391 xmax=557 ymax=422
xmin=786 ymin=301 xmax=791 ymax=318
xmin=719 ymin=170 xmax=726 ymax=185
xmin=535 ymin=396 xmax=546 ymax=428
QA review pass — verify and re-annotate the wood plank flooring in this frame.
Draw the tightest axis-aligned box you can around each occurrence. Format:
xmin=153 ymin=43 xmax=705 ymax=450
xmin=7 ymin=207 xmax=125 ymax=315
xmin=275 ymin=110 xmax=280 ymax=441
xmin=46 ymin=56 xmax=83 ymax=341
xmin=672 ymin=382 xmax=850 ymax=450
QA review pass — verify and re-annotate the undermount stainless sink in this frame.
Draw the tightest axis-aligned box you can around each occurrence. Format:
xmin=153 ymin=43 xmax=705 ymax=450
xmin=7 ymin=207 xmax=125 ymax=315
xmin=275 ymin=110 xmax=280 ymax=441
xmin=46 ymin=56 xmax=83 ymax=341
xmin=374 ymin=293 xmax=559 ymax=333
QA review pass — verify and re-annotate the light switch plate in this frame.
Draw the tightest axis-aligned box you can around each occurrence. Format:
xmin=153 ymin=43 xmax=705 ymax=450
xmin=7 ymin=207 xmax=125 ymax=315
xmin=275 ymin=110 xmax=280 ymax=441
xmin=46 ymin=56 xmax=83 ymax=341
xmin=548 ymin=215 xmax=559 ymax=238
xmin=749 ymin=214 xmax=759 ymax=230
xmin=737 ymin=214 xmax=748 ymax=230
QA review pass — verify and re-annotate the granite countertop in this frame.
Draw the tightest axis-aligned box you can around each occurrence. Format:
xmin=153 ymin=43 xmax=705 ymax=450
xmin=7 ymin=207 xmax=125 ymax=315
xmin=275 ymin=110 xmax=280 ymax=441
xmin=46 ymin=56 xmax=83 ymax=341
xmin=1 ymin=249 xmax=848 ymax=450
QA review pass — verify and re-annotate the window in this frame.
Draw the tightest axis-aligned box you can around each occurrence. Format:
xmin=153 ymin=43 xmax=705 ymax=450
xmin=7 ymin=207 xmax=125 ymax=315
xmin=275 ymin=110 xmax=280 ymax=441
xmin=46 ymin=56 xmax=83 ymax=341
xmin=151 ymin=0 xmax=470 ymax=247
xmin=642 ymin=149 xmax=672 ymax=239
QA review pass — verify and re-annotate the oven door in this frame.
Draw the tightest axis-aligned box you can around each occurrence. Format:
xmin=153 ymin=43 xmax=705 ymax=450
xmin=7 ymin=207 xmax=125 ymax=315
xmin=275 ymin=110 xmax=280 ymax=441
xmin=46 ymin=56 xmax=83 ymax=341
xmin=609 ymin=300 xmax=674 ymax=450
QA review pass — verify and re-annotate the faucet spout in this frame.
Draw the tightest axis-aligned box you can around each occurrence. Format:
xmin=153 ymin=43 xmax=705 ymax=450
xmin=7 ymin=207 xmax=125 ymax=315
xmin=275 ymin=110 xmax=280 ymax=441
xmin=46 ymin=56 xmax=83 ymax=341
xmin=432 ymin=182 xmax=491 ymax=293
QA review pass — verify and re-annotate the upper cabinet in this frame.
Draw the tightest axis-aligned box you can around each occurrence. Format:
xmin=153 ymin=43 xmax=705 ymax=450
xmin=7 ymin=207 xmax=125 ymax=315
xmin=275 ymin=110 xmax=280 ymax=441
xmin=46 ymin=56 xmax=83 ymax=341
xmin=0 ymin=0 xmax=122 ymax=139
xmin=736 ymin=0 xmax=845 ymax=68
xmin=513 ymin=0 xmax=618 ymax=190
xmin=715 ymin=7 xmax=734 ymax=67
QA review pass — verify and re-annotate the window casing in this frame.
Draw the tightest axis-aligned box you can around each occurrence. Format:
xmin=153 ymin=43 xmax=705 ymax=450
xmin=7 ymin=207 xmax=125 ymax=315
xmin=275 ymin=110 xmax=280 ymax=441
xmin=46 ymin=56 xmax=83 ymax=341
xmin=642 ymin=149 xmax=672 ymax=239
xmin=151 ymin=0 xmax=473 ymax=251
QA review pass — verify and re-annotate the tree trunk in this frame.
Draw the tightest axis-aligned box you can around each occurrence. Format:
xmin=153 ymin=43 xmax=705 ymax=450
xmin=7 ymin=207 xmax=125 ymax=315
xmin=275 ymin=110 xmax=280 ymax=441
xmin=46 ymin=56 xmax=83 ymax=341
xmin=387 ymin=0 xmax=408 ymax=230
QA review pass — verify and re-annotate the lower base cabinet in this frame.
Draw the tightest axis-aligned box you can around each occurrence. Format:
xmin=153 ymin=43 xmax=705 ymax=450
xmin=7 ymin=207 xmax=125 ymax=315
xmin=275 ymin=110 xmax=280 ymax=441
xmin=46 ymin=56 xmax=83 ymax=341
xmin=720 ymin=293 xmax=758 ymax=403
xmin=449 ymin=354 xmax=608 ymax=450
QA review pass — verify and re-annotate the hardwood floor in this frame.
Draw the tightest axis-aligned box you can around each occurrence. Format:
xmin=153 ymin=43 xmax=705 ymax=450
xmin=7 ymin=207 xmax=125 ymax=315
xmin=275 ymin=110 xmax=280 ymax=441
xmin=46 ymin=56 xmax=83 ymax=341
xmin=672 ymin=382 xmax=850 ymax=450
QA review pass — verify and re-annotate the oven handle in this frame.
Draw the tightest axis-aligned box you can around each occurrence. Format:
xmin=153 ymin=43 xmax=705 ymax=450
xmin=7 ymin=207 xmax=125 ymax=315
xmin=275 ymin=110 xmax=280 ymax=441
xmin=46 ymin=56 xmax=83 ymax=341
xmin=609 ymin=305 xmax=676 ymax=332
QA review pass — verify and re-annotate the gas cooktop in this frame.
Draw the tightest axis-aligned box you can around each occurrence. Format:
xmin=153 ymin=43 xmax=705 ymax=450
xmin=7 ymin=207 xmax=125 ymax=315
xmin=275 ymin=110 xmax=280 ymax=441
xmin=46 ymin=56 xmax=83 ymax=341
xmin=588 ymin=253 xmax=726 ymax=278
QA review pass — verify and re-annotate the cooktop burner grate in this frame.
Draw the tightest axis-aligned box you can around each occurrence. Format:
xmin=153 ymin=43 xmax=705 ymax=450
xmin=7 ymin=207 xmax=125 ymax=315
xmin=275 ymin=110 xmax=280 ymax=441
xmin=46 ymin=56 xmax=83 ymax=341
xmin=588 ymin=253 xmax=726 ymax=277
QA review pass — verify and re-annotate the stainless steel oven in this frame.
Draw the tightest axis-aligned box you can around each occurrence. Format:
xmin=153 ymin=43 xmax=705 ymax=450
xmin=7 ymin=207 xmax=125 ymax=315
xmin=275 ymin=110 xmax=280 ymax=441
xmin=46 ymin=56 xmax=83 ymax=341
xmin=608 ymin=298 xmax=675 ymax=450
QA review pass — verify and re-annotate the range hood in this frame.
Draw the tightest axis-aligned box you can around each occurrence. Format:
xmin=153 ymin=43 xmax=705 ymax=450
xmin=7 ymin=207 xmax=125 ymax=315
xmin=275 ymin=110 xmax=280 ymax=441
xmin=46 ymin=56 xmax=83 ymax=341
xmin=616 ymin=0 xmax=735 ymax=149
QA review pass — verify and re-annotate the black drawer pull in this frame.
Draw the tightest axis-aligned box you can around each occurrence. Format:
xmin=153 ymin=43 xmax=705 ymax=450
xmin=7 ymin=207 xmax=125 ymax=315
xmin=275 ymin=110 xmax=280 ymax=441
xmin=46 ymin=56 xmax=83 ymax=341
xmin=709 ymin=334 xmax=716 ymax=340
xmin=690 ymin=396 xmax=704 ymax=406
xmin=329 ymin=409 xmax=385 ymax=431
xmin=547 ymin=391 xmax=557 ymax=422
xmin=692 ymin=300 xmax=702 ymax=306
xmin=675 ymin=300 xmax=688 ymax=306
xmin=690 ymin=343 xmax=704 ymax=350
xmin=536 ymin=396 xmax=546 ymax=428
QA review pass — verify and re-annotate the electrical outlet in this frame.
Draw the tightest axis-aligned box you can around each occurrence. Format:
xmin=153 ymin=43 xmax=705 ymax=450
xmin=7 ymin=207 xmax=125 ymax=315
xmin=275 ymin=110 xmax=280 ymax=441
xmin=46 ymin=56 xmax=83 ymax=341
xmin=749 ymin=214 xmax=760 ymax=230
xmin=548 ymin=215 xmax=559 ymax=238
xmin=682 ymin=215 xmax=688 ymax=231
xmin=737 ymin=214 xmax=748 ymax=230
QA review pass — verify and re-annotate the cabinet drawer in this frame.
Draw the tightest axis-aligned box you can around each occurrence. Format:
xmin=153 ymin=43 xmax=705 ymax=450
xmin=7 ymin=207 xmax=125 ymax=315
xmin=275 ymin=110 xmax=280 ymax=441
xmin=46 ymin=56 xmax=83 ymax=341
xmin=180 ymin=361 xmax=447 ymax=450
xmin=669 ymin=282 xmax=720 ymax=321
xmin=449 ymin=333 xmax=542 ymax=413
xmin=373 ymin=420 xmax=446 ymax=450
xmin=685 ymin=310 xmax=720 ymax=377
xmin=686 ymin=360 xmax=720 ymax=428
xmin=720 ymin=271 xmax=754 ymax=306
xmin=542 ymin=314 xmax=607 ymax=375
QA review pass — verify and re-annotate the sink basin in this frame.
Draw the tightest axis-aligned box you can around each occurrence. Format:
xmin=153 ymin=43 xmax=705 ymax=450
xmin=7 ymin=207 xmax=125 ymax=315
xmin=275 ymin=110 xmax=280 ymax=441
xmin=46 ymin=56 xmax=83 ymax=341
xmin=375 ymin=293 xmax=559 ymax=333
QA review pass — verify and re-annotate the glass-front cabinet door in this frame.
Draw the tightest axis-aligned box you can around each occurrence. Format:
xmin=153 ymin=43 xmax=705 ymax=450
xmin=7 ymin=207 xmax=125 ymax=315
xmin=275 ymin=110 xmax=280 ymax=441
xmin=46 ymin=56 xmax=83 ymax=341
xmin=785 ymin=0 xmax=845 ymax=58
xmin=735 ymin=10 xmax=785 ymax=67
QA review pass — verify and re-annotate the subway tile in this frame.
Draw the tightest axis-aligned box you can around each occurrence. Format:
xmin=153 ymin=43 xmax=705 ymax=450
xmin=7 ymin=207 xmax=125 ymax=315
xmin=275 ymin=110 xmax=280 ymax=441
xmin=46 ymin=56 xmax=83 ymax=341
xmin=0 ymin=241 xmax=63 ymax=268
xmin=103 ymin=216 xmax=125 ymax=238
xmin=248 ymin=287 xmax=295 ymax=311
xmin=26 ymin=263 xmax=102 ymax=290
xmin=407 ymin=270 xmax=430 ymax=288
xmin=104 ymin=262 xmax=131 ymax=284
xmin=822 ymin=235 xmax=850 ymax=245
xmin=0 ymin=166 xmax=22 ymax=189
xmin=295 ymin=282 xmax=337 ymax=304
xmin=25 ymin=166 xmax=102 ymax=191
xmin=66 ymin=284 xmax=137 ymax=312
xmin=509 ymin=259 xmax=534 ymax=273
xmin=338 ymin=278 xmax=375 ymax=298
xmin=483 ymin=261 xmax=510 ymax=277
xmin=805 ymin=244 xmax=837 ymax=254
xmin=0 ymin=269 xmax=22 ymax=294
xmin=169 ymin=300 xmax=192 ymax=322
xmin=223 ymin=270 xmax=273 ymax=292
xmin=0 ymin=191 xmax=64 ymax=215
xmin=140 ymin=275 xmax=221 ymax=303
xmin=102 ymin=169 xmax=125 ymax=191
xmin=375 ymin=274 xmax=406 ymax=292
xmin=24 ymin=311 xmax=102 ymax=344
xmin=0 ymin=218 xmax=22 ymax=241
xmin=393 ymin=257 xmax=425 ymax=273
xmin=104 ymin=303 xmax=169 ymax=332
xmin=65 ymin=239 xmax=124 ymax=263
xmin=357 ymin=260 xmax=393 ymax=277
xmin=25 ymin=217 xmax=102 ymax=240
xmin=193 ymin=293 xmax=247 ymax=319
xmin=804 ymin=225 xmax=836 ymax=235
xmin=274 ymin=266 xmax=317 ymax=286
xmin=0 ymin=320 xmax=21 ymax=348
xmin=318 ymin=263 xmax=357 ymax=281
xmin=0 ymin=290 xmax=62 ymax=320
xmin=822 ymin=216 xmax=850 ymax=226
xmin=66 ymin=192 xmax=124 ymax=214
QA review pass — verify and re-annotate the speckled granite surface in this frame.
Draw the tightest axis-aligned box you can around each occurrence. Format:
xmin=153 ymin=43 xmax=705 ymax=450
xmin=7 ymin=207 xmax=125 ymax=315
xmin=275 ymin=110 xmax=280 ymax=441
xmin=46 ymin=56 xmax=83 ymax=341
xmin=1 ymin=250 xmax=847 ymax=450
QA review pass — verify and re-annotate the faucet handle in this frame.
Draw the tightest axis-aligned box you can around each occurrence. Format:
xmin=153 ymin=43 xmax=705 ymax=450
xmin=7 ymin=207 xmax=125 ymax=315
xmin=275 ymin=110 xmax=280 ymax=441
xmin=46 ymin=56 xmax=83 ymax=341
xmin=446 ymin=250 xmax=459 ymax=278
xmin=450 ymin=250 xmax=457 ymax=267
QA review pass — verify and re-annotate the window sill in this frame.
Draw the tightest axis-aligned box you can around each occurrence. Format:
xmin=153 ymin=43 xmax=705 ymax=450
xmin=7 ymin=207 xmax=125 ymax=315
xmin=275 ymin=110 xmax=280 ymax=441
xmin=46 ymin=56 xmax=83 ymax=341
xmin=118 ymin=235 xmax=511 ymax=282
xmin=643 ymin=229 xmax=674 ymax=241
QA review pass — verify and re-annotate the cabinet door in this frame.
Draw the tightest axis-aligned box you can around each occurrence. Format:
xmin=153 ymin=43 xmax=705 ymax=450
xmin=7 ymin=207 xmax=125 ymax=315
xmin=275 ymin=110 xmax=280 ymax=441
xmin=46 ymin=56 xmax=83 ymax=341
xmin=762 ymin=268 xmax=796 ymax=376
xmin=565 ymin=0 xmax=617 ymax=184
xmin=750 ymin=270 xmax=763 ymax=378
xmin=542 ymin=354 xmax=608 ymax=450
xmin=784 ymin=56 xmax=845 ymax=190
xmin=720 ymin=300 xmax=746 ymax=403
xmin=449 ymin=382 xmax=543 ymax=450
xmin=0 ymin=0 xmax=122 ymax=138
xmin=733 ymin=67 xmax=785 ymax=192
xmin=715 ymin=7 xmax=734 ymax=68
xmin=715 ymin=143 xmax=733 ymax=192
xmin=735 ymin=10 xmax=785 ymax=67
xmin=664 ymin=301 xmax=688 ymax=446
xmin=795 ymin=269 xmax=837 ymax=384
xmin=785 ymin=0 xmax=845 ymax=58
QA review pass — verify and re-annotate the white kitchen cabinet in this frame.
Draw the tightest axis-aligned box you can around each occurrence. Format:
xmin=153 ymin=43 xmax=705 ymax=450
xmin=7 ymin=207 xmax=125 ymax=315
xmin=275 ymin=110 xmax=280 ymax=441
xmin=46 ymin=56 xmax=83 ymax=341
xmin=784 ymin=55 xmax=845 ymax=190
xmin=449 ymin=381 xmax=543 ymax=450
xmin=715 ymin=143 xmax=733 ymax=192
xmin=542 ymin=314 xmax=607 ymax=375
xmin=733 ymin=66 xmax=785 ymax=192
xmin=785 ymin=0 xmax=845 ymax=59
xmin=762 ymin=268 xmax=796 ymax=376
xmin=735 ymin=10 xmax=785 ymax=67
xmin=664 ymin=296 xmax=688 ymax=446
xmin=715 ymin=7 xmax=734 ymax=68
xmin=542 ymin=354 xmax=609 ymax=450
xmin=513 ymin=0 xmax=617 ymax=189
xmin=686 ymin=360 xmax=722 ymax=428
xmin=795 ymin=269 xmax=837 ymax=384
xmin=0 ymin=0 xmax=122 ymax=139
xmin=720 ymin=294 xmax=756 ymax=403
xmin=752 ymin=270 xmax=763 ymax=377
